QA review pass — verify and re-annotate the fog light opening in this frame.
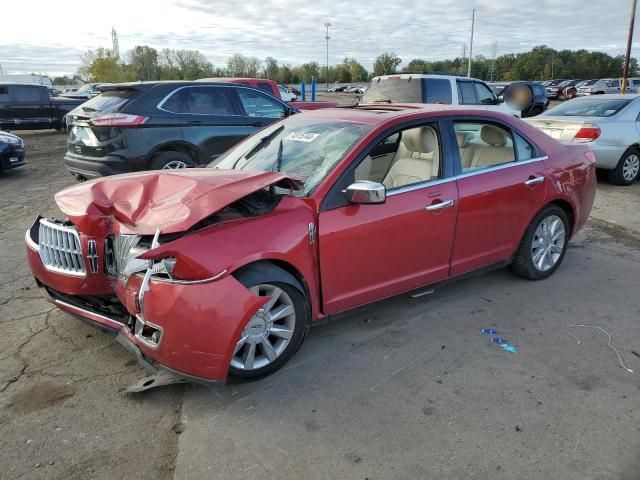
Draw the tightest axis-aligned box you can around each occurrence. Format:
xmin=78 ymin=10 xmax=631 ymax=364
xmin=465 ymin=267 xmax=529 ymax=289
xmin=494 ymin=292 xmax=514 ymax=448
xmin=134 ymin=316 xmax=163 ymax=348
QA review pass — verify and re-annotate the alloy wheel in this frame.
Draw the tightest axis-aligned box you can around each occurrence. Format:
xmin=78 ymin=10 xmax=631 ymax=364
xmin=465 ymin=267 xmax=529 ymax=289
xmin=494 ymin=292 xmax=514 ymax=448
xmin=231 ymin=284 xmax=296 ymax=371
xmin=622 ymin=154 xmax=640 ymax=182
xmin=531 ymin=215 xmax=566 ymax=272
xmin=162 ymin=160 xmax=188 ymax=169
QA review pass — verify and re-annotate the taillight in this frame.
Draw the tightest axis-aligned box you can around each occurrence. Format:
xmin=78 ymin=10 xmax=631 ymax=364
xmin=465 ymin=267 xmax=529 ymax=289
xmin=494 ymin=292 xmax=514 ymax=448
xmin=90 ymin=113 xmax=149 ymax=127
xmin=584 ymin=150 xmax=596 ymax=164
xmin=573 ymin=124 xmax=601 ymax=143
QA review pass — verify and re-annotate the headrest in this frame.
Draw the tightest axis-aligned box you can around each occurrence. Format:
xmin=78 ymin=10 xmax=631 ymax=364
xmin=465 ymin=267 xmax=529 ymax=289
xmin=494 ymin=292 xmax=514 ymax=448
xmin=402 ymin=127 xmax=438 ymax=154
xmin=456 ymin=132 xmax=470 ymax=148
xmin=480 ymin=125 xmax=507 ymax=146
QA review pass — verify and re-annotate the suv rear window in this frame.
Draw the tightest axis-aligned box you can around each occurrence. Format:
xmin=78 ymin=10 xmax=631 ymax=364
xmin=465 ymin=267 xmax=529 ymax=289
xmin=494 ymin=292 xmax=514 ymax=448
xmin=79 ymin=90 xmax=137 ymax=114
xmin=362 ymin=78 xmax=422 ymax=103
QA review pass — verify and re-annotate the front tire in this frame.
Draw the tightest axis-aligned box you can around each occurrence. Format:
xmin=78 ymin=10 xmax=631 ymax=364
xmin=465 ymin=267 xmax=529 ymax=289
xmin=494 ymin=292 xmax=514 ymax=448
xmin=510 ymin=205 xmax=570 ymax=280
xmin=608 ymin=148 xmax=640 ymax=186
xmin=228 ymin=275 xmax=309 ymax=381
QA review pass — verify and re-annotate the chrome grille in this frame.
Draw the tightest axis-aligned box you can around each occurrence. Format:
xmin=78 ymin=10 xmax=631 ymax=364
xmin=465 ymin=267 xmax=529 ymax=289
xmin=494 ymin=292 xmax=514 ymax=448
xmin=111 ymin=234 xmax=145 ymax=281
xmin=38 ymin=219 xmax=85 ymax=276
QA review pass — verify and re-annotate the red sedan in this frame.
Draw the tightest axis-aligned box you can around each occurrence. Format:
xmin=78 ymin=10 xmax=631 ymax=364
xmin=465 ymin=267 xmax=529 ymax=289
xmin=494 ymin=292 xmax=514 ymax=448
xmin=26 ymin=104 xmax=596 ymax=384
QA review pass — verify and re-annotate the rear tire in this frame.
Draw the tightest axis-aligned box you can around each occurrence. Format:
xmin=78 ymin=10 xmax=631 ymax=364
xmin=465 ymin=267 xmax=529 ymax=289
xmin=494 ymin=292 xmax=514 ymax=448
xmin=608 ymin=148 xmax=640 ymax=186
xmin=510 ymin=205 xmax=570 ymax=280
xmin=228 ymin=268 xmax=309 ymax=381
xmin=149 ymin=151 xmax=195 ymax=170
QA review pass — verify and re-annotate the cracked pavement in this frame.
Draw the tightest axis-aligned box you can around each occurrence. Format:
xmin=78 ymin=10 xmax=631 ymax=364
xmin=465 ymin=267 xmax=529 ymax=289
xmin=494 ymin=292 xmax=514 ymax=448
xmin=0 ymin=132 xmax=182 ymax=480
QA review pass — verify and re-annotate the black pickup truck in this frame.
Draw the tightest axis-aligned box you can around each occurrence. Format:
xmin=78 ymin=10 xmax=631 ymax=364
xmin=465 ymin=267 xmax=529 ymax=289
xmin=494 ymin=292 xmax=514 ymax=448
xmin=0 ymin=83 xmax=85 ymax=131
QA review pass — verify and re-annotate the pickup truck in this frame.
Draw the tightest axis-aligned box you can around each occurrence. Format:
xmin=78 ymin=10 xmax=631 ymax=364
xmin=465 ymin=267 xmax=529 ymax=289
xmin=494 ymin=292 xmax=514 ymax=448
xmin=0 ymin=83 xmax=85 ymax=131
xmin=198 ymin=77 xmax=339 ymax=110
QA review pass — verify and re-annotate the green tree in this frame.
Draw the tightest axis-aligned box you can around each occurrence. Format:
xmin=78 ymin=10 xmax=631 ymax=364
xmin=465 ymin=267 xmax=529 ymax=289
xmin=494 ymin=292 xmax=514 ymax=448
xmin=78 ymin=48 xmax=125 ymax=82
xmin=373 ymin=52 xmax=402 ymax=76
xmin=264 ymin=56 xmax=279 ymax=79
xmin=129 ymin=45 xmax=159 ymax=81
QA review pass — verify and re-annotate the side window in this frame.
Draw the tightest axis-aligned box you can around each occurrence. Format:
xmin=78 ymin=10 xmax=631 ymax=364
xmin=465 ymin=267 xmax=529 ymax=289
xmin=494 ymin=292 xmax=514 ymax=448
xmin=255 ymin=83 xmax=275 ymax=95
xmin=514 ymin=133 xmax=534 ymax=161
xmin=354 ymin=124 xmax=441 ymax=189
xmin=424 ymin=78 xmax=452 ymax=104
xmin=453 ymin=121 xmax=515 ymax=172
xmin=0 ymin=86 xmax=9 ymax=103
xmin=457 ymin=81 xmax=477 ymax=104
xmin=182 ymin=87 xmax=236 ymax=115
xmin=474 ymin=82 xmax=496 ymax=105
xmin=14 ymin=86 xmax=43 ymax=103
xmin=610 ymin=80 xmax=620 ymax=88
xmin=237 ymin=89 xmax=286 ymax=118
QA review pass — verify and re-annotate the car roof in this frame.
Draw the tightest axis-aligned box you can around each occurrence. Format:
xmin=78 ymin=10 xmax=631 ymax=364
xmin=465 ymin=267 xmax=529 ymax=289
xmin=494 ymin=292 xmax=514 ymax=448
xmin=98 ymin=80 xmax=242 ymax=92
xmin=372 ymin=73 xmax=475 ymax=81
xmin=297 ymin=103 xmax=518 ymax=126
xmin=569 ymin=93 xmax=640 ymax=100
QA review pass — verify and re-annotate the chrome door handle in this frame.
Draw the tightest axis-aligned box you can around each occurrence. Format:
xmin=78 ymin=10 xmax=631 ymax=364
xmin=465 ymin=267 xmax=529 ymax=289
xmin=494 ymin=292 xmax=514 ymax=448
xmin=426 ymin=199 xmax=454 ymax=211
xmin=524 ymin=176 xmax=545 ymax=186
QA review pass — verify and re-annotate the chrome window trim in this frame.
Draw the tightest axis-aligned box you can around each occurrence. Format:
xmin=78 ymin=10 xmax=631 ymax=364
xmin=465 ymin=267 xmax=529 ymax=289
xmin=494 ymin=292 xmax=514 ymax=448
xmin=385 ymin=156 xmax=548 ymax=197
xmin=156 ymin=84 xmax=289 ymax=117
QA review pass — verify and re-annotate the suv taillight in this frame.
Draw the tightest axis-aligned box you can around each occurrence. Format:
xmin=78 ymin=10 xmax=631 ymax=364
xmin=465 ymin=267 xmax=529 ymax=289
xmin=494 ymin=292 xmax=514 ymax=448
xmin=90 ymin=113 xmax=149 ymax=127
xmin=573 ymin=124 xmax=601 ymax=143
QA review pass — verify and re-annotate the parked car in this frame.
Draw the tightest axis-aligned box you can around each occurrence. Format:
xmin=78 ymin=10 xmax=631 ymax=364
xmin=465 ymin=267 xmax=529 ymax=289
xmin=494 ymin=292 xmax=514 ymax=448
xmin=27 ymin=104 xmax=596 ymax=384
xmin=501 ymin=82 xmax=550 ymax=117
xmin=525 ymin=94 xmax=640 ymax=185
xmin=577 ymin=78 xmax=640 ymax=96
xmin=362 ymin=74 xmax=521 ymax=116
xmin=547 ymin=79 xmax=582 ymax=100
xmin=198 ymin=78 xmax=336 ymax=109
xmin=63 ymin=81 xmax=298 ymax=180
xmin=0 ymin=130 xmax=25 ymax=172
xmin=60 ymin=83 xmax=104 ymax=99
xmin=488 ymin=82 xmax=511 ymax=96
xmin=0 ymin=83 xmax=84 ymax=131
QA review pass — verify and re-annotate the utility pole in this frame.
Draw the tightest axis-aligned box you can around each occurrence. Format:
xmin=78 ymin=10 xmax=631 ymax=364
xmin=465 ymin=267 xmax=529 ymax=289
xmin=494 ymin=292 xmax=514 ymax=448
xmin=487 ymin=41 xmax=498 ymax=82
xmin=622 ymin=0 xmax=637 ymax=93
xmin=467 ymin=9 xmax=475 ymax=77
xmin=461 ymin=44 xmax=467 ymax=74
xmin=325 ymin=22 xmax=331 ymax=91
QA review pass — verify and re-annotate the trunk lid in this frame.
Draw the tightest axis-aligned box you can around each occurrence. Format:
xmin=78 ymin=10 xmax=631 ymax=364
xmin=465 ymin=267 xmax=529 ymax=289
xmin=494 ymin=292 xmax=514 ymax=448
xmin=524 ymin=116 xmax=599 ymax=141
xmin=54 ymin=169 xmax=303 ymax=236
xmin=66 ymin=89 xmax=140 ymax=157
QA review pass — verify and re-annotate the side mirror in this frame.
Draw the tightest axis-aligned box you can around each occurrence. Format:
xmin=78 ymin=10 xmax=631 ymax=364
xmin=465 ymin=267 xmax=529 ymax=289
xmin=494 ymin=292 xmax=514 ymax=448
xmin=345 ymin=180 xmax=386 ymax=204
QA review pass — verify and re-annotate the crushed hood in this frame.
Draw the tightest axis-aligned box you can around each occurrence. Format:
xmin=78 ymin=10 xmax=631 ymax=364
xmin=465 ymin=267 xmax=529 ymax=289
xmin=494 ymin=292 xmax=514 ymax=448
xmin=55 ymin=169 xmax=303 ymax=236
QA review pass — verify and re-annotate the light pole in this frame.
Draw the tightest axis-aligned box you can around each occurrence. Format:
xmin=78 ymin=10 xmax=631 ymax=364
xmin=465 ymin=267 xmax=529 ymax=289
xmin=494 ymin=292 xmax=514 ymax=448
xmin=467 ymin=9 xmax=475 ymax=77
xmin=622 ymin=0 xmax=637 ymax=93
xmin=325 ymin=22 xmax=331 ymax=91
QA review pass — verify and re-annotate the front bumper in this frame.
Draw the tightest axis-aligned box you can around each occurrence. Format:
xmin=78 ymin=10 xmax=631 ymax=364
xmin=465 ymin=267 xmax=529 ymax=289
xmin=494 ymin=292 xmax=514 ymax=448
xmin=0 ymin=144 xmax=25 ymax=171
xmin=26 ymin=220 xmax=264 ymax=383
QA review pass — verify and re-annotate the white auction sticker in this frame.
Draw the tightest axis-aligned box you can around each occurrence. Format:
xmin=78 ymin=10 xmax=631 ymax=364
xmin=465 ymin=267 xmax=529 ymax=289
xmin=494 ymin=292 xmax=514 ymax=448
xmin=286 ymin=132 xmax=320 ymax=142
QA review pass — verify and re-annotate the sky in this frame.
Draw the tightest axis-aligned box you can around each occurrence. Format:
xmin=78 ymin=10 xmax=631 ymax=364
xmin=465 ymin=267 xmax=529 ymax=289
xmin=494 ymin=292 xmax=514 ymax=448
xmin=0 ymin=0 xmax=638 ymax=77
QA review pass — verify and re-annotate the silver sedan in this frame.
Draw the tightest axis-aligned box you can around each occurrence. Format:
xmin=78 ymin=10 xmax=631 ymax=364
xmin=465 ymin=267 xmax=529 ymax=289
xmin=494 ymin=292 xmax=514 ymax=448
xmin=525 ymin=94 xmax=640 ymax=185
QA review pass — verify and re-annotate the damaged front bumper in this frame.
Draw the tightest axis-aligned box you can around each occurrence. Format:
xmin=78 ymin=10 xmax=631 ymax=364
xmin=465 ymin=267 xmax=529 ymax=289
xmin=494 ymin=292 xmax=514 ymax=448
xmin=26 ymin=218 xmax=265 ymax=386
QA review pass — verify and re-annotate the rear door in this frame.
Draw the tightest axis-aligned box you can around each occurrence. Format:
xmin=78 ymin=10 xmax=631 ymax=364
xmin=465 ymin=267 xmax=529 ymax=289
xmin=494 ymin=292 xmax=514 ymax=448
xmin=10 ymin=85 xmax=51 ymax=129
xmin=448 ymin=118 xmax=548 ymax=276
xmin=234 ymin=87 xmax=289 ymax=135
xmin=163 ymin=85 xmax=250 ymax=164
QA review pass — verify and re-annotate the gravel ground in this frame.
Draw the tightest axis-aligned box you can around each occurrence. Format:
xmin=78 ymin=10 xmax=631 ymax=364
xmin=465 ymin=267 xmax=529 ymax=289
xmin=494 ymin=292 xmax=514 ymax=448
xmin=0 ymin=114 xmax=638 ymax=479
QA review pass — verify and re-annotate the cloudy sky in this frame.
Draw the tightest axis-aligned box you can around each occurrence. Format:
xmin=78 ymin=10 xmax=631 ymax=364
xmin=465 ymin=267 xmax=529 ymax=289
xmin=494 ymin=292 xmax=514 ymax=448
xmin=0 ymin=0 xmax=637 ymax=77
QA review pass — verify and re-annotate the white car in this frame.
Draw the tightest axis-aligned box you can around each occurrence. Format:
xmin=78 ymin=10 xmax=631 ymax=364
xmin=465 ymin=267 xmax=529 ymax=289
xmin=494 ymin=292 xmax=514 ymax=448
xmin=362 ymin=74 xmax=521 ymax=117
xmin=278 ymin=85 xmax=296 ymax=102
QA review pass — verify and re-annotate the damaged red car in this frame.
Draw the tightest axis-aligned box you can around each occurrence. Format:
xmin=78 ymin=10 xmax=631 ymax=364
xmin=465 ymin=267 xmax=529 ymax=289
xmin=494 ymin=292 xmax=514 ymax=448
xmin=26 ymin=105 xmax=597 ymax=384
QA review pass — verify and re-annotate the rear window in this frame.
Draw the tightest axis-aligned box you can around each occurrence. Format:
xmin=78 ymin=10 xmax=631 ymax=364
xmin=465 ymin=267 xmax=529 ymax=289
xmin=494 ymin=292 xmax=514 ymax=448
xmin=79 ymin=90 xmax=137 ymax=113
xmin=548 ymin=98 xmax=632 ymax=117
xmin=362 ymin=78 xmax=422 ymax=103
xmin=424 ymin=78 xmax=452 ymax=104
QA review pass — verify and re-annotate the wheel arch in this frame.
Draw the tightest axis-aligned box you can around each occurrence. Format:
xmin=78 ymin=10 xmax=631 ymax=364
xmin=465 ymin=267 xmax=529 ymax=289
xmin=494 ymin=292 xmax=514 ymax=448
xmin=548 ymin=199 xmax=575 ymax=236
xmin=146 ymin=141 xmax=203 ymax=166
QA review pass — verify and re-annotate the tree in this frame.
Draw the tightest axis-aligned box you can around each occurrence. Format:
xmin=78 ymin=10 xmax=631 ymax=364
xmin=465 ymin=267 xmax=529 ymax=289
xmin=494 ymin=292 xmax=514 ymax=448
xmin=264 ymin=56 xmax=278 ymax=79
xmin=129 ymin=46 xmax=159 ymax=81
xmin=373 ymin=52 xmax=402 ymax=77
xmin=78 ymin=48 xmax=124 ymax=82
xmin=226 ymin=53 xmax=261 ymax=77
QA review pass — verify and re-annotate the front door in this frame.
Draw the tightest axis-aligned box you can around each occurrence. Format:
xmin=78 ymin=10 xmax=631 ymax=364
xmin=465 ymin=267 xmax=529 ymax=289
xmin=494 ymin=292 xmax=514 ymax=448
xmin=448 ymin=119 xmax=548 ymax=276
xmin=318 ymin=122 xmax=458 ymax=315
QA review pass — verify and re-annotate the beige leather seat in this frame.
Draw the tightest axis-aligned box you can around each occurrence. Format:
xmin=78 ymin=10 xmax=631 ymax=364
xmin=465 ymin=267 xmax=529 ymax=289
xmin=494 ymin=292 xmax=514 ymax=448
xmin=383 ymin=127 xmax=439 ymax=188
xmin=469 ymin=125 xmax=515 ymax=168
xmin=456 ymin=132 xmax=475 ymax=169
